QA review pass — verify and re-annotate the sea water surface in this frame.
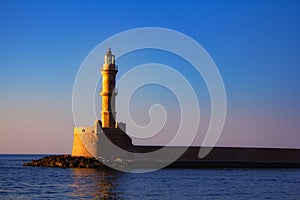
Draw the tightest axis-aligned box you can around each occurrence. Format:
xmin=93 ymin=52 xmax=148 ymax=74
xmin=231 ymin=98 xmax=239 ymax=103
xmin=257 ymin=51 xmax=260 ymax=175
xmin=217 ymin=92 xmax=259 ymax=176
xmin=0 ymin=155 xmax=299 ymax=199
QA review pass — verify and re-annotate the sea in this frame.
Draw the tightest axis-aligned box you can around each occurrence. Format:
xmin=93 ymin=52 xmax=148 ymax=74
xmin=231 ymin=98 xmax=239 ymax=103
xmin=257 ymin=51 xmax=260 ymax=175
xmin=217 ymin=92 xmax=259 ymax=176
xmin=0 ymin=155 xmax=299 ymax=199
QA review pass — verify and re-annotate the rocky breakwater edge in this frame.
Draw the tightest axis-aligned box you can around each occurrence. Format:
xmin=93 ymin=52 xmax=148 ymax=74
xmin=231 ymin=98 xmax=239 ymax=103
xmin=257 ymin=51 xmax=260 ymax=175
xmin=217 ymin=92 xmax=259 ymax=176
xmin=23 ymin=155 xmax=106 ymax=168
xmin=22 ymin=155 xmax=134 ymax=169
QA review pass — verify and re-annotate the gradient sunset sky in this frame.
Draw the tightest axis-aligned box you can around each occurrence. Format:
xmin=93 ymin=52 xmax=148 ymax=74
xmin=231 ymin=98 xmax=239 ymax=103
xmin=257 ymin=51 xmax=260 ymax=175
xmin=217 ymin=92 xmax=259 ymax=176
xmin=0 ymin=0 xmax=299 ymax=154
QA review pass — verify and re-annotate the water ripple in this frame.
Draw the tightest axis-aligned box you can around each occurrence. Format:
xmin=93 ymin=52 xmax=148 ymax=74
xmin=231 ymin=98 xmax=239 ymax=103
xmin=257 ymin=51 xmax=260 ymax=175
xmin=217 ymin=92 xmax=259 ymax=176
xmin=0 ymin=155 xmax=300 ymax=199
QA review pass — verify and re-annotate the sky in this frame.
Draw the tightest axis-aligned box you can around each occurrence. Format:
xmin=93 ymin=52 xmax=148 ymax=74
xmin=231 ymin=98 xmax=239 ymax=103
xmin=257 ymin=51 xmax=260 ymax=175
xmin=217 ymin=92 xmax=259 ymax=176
xmin=0 ymin=0 xmax=299 ymax=154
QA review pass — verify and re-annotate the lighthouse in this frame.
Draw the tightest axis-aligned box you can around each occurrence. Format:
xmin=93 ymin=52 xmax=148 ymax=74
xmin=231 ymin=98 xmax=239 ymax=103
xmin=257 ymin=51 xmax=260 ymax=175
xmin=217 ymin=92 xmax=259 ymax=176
xmin=71 ymin=48 xmax=133 ymax=158
xmin=100 ymin=48 xmax=118 ymax=128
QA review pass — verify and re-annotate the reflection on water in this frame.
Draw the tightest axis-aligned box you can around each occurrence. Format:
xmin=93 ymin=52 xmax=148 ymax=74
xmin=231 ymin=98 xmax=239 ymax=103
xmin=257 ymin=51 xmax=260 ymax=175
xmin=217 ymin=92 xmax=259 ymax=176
xmin=71 ymin=168 xmax=122 ymax=199
xmin=1 ymin=155 xmax=299 ymax=199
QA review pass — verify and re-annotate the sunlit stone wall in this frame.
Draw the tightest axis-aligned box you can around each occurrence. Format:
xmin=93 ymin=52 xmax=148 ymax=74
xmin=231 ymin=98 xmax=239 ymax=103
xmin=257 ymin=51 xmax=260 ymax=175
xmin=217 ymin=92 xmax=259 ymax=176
xmin=71 ymin=127 xmax=99 ymax=158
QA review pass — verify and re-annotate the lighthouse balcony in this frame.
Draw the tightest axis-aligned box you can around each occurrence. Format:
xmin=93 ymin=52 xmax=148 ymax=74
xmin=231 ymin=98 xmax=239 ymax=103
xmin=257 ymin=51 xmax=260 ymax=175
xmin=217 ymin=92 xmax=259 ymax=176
xmin=100 ymin=88 xmax=118 ymax=96
xmin=101 ymin=65 xmax=118 ymax=71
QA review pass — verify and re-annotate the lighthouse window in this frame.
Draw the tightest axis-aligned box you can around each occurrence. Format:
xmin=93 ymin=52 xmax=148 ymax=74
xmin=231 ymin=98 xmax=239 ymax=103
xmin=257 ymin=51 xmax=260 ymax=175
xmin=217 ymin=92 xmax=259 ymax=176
xmin=82 ymin=129 xmax=85 ymax=132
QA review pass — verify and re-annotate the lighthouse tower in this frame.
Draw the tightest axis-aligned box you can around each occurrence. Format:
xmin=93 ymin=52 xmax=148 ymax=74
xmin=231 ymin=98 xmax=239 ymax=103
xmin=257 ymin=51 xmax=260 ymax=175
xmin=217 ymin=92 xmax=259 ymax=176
xmin=100 ymin=48 xmax=118 ymax=128
xmin=71 ymin=48 xmax=133 ymax=158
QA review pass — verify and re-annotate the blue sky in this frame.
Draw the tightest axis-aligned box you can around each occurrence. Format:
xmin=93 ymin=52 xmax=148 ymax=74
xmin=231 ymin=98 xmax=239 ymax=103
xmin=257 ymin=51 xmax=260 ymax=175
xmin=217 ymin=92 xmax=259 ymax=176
xmin=0 ymin=0 xmax=299 ymax=153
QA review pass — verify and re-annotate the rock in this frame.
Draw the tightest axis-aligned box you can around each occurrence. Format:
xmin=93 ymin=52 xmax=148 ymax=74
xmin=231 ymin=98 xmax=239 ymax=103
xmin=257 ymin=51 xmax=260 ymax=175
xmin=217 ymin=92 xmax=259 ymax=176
xmin=22 ymin=155 xmax=106 ymax=168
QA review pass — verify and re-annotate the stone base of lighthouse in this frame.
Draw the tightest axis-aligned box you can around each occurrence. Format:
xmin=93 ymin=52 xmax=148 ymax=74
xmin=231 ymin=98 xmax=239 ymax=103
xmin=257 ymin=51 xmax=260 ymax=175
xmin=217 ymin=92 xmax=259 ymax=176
xmin=71 ymin=120 xmax=134 ymax=158
xmin=71 ymin=128 xmax=98 ymax=157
